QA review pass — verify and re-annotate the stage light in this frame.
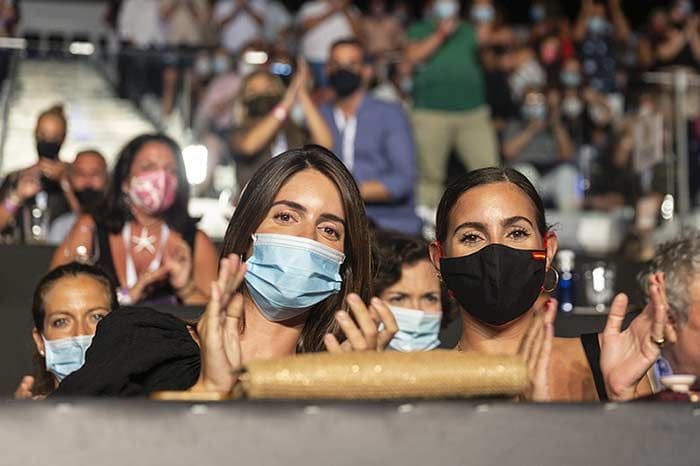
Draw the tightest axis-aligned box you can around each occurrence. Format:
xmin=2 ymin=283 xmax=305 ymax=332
xmin=69 ymin=42 xmax=95 ymax=56
xmin=183 ymin=144 xmax=208 ymax=185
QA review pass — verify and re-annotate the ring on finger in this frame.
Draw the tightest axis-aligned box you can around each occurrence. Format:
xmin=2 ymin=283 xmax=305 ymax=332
xmin=651 ymin=335 xmax=665 ymax=348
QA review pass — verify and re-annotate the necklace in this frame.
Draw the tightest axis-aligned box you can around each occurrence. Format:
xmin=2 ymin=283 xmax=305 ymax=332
xmin=131 ymin=225 xmax=158 ymax=254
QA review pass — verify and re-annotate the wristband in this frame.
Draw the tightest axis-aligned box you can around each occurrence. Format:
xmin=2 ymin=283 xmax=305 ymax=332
xmin=272 ymin=105 xmax=288 ymax=122
xmin=3 ymin=194 xmax=20 ymax=215
xmin=117 ymin=287 xmax=132 ymax=305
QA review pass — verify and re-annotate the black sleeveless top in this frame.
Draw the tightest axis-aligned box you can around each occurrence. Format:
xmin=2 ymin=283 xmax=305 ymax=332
xmin=580 ymin=333 xmax=609 ymax=401
xmin=94 ymin=221 xmax=197 ymax=305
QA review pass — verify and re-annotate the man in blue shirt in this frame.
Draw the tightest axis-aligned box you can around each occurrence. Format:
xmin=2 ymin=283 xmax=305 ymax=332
xmin=320 ymin=38 xmax=421 ymax=235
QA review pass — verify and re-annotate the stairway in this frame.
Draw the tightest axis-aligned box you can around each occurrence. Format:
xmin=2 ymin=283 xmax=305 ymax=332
xmin=0 ymin=58 xmax=154 ymax=175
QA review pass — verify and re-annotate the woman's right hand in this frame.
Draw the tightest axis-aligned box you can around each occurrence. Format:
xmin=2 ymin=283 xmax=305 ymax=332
xmin=191 ymin=254 xmax=247 ymax=393
xmin=127 ymin=267 xmax=169 ymax=303
xmin=14 ymin=376 xmax=34 ymax=400
xmin=16 ymin=168 xmax=41 ymax=201
xmin=323 ymin=294 xmax=399 ymax=352
xmin=519 ymin=298 xmax=556 ymax=402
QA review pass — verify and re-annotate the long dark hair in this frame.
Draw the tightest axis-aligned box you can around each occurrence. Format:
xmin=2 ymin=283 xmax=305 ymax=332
xmin=31 ymin=262 xmax=118 ymax=396
xmin=435 ymin=167 xmax=548 ymax=244
xmin=221 ymin=145 xmax=373 ymax=353
xmin=98 ymin=133 xmax=197 ymax=234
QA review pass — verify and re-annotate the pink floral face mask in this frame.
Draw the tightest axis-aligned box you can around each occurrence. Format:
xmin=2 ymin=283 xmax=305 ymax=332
xmin=128 ymin=169 xmax=178 ymax=215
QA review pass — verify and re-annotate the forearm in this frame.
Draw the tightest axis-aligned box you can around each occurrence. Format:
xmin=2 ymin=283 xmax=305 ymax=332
xmin=573 ymin=15 xmax=588 ymax=42
xmin=244 ymin=4 xmax=264 ymax=26
xmin=301 ymin=9 xmax=336 ymax=32
xmin=502 ymin=127 xmax=536 ymax=160
xmin=405 ymin=32 xmax=445 ymax=65
xmin=234 ymin=115 xmax=286 ymax=156
xmin=300 ymin=92 xmax=333 ymax=149
xmin=657 ymin=36 xmax=685 ymax=61
xmin=343 ymin=9 xmax=363 ymax=38
xmin=0 ymin=205 xmax=14 ymax=231
xmin=160 ymin=2 xmax=180 ymax=20
xmin=552 ymin=122 xmax=574 ymax=160
xmin=609 ymin=1 xmax=631 ymax=41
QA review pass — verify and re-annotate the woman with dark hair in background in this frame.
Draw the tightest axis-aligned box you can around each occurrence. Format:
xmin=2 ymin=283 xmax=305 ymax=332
xmin=230 ymin=62 xmax=332 ymax=199
xmin=51 ymin=133 xmax=218 ymax=306
xmin=430 ymin=167 xmax=670 ymax=401
xmin=14 ymin=262 xmax=118 ymax=399
xmin=372 ymin=231 xmax=451 ymax=352
xmin=53 ymin=146 xmax=397 ymax=397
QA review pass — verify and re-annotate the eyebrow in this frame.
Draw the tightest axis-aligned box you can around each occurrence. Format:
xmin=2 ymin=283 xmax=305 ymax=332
xmin=271 ymin=200 xmax=346 ymax=226
xmin=452 ymin=216 xmax=535 ymax=235
xmin=47 ymin=307 xmax=109 ymax=316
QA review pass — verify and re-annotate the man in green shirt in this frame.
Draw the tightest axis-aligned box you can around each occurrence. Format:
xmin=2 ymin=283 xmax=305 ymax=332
xmin=406 ymin=0 xmax=499 ymax=209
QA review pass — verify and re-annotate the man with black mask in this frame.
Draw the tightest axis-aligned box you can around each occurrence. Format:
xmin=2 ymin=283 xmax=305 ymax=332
xmin=320 ymin=38 xmax=421 ymax=235
xmin=0 ymin=104 xmax=74 ymax=244
xmin=48 ymin=150 xmax=108 ymax=245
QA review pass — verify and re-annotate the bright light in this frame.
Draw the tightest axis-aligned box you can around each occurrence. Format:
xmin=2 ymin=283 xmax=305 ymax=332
xmin=69 ymin=42 xmax=95 ymax=56
xmin=244 ymin=50 xmax=269 ymax=65
xmin=183 ymin=144 xmax=208 ymax=185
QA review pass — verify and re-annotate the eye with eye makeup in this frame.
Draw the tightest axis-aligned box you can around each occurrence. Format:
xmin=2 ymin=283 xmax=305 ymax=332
xmin=459 ymin=231 xmax=484 ymax=245
xmin=50 ymin=317 xmax=70 ymax=329
xmin=507 ymin=227 xmax=531 ymax=241
xmin=319 ymin=224 xmax=341 ymax=240
xmin=273 ymin=210 xmax=299 ymax=224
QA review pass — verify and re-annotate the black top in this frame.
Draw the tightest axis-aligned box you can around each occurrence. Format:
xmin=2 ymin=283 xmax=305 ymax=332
xmin=52 ymin=307 xmax=200 ymax=397
xmin=94 ymin=220 xmax=197 ymax=304
xmin=580 ymin=333 xmax=609 ymax=402
xmin=0 ymin=171 xmax=70 ymax=244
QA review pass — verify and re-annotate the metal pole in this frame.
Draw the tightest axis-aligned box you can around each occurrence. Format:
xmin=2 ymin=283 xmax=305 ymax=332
xmin=674 ymin=69 xmax=691 ymax=226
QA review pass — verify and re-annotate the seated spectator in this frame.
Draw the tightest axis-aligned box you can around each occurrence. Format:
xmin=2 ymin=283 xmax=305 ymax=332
xmin=432 ymin=167 xmax=669 ymax=401
xmin=296 ymin=0 xmax=362 ymax=87
xmin=214 ymin=0 xmax=266 ymax=55
xmin=51 ymin=134 xmax=218 ymax=306
xmin=373 ymin=231 xmax=450 ymax=352
xmin=48 ymin=150 xmax=109 ymax=245
xmin=644 ymin=234 xmax=700 ymax=392
xmin=52 ymin=147 xmax=397 ymax=397
xmin=321 ymin=39 xmax=421 ymax=235
xmin=501 ymin=87 xmax=581 ymax=210
xmin=14 ymin=262 xmax=117 ymax=399
xmin=573 ymin=0 xmax=631 ymax=94
xmin=230 ymin=64 xmax=332 ymax=198
xmin=0 ymin=104 xmax=75 ymax=244
xmin=405 ymin=0 xmax=499 ymax=210
xmin=158 ymin=0 xmax=210 ymax=129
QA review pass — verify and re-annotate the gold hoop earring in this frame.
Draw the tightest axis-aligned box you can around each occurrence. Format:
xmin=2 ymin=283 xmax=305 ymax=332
xmin=543 ymin=267 xmax=560 ymax=293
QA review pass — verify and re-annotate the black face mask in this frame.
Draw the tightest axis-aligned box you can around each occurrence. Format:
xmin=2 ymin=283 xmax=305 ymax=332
xmin=328 ymin=69 xmax=363 ymax=98
xmin=244 ymin=95 xmax=280 ymax=118
xmin=440 ymin=243 xmax=547 ymax=326
xmin=36 ymin=139 xmax=62 ymax=160
xmin=75 ymin=188 xmax=104 ymax=214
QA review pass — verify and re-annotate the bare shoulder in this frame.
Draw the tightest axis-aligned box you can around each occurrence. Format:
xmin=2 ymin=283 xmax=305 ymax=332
xmin=548 ymin=336 xmax=599 ymax=401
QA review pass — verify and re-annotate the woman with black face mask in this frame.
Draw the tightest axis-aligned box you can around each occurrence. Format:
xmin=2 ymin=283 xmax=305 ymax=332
xmin=429 ymin=167 xmax=671 ymax=401
xmin=229 ymin=63 xmax=332 ymax=199
xmin=0 ymin=104 xmax=76 ymax=244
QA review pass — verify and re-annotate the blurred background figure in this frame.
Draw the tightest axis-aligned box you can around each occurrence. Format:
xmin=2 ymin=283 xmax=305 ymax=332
xmin=296 ymin=0 xmax=362 ymax=88
xmin=0 ymin=105 xmax=73 ymax=244
xmin=406 ymin=0 xmax=499 ymax=212
xmin=47 ymin=150 xmax=108 ymax=245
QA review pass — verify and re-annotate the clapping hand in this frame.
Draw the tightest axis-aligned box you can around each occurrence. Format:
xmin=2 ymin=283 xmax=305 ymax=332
xmin=519 ymin=298 xmax=556 ymax=401
xmin=600 ymin=273 xmax=670 ymax=400
xmin=324 ymin=294 xmax=398 ymax=352
xmin=191 ymin=254 xmax=247 ymax=393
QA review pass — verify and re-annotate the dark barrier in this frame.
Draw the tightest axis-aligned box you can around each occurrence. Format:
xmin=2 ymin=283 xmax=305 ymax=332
xmin=1 ymin=399 xmax=697 ymax=465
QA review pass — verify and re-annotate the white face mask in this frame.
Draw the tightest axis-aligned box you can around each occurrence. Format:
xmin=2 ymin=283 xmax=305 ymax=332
xmin=387 ymin=306 xmax=442 ymax=352
xmin=562 ymin=96 xmax=583 ymax=119
xmin=434 ymin=0 xmax=459 ymax=20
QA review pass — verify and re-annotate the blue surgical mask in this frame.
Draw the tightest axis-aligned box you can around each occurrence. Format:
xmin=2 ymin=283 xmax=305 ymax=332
xmin=560 ymin=70 xmax=582 ymax=88
xmin=244 ymin=233 xmax=345 ymax=322
xmin=43 ymin=335 xmax=93 ymax=382
xmin=522 ymin=102 xmax=547 ymax=120
xmin=387 ymin=306 xmax=442 ymax=352
xmin=434 ymin=0 xmax=459 ymax=20
xmin=470 ymin=4 xmax=495 ymax=24
xmin=587 ymin=16 xmax=609 ymax=35
xmin=530 ymin=4 xmax=546 ymax=22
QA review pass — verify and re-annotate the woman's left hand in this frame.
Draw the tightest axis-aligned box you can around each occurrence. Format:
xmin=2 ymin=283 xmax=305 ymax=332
xmin=323 ymin=294 xmax=398 ymax=352
xmin=600 ymin=272 xmax=669 ymax=401
xmin=519 ymin=298 xmax=556 ymax=402
xmin=164 ymin=233 xmax=194 ymax=291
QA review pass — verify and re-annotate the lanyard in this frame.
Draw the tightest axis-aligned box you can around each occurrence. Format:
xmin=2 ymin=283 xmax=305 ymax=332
xmin=333 ymin=107 xmax=357 ymax=172
xmin=122 ymin=223 xmax=170 ymax=289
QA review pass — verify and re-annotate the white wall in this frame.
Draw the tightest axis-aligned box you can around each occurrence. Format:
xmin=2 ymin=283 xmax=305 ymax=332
xmin=18 ymin=1 xmax=109 ymax=39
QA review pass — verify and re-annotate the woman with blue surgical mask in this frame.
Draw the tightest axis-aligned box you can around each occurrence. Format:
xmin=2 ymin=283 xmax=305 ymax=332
xmin=372 ymin=231 xmax=451 ymax=352
xmin=14 ymin=263 xmax=117 ymax=399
